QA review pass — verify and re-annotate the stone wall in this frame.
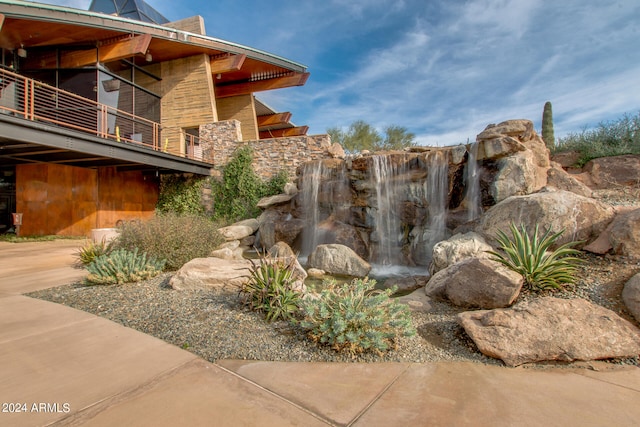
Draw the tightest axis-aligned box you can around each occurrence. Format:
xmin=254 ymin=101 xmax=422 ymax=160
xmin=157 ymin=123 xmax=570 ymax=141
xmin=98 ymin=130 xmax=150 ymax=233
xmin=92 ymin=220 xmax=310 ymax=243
xmin=200 ymin=121 xmax=333 ymax=180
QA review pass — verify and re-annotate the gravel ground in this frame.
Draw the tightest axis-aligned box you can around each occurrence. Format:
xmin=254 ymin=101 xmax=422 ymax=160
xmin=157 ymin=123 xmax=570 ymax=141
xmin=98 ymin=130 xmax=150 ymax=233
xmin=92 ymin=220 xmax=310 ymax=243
xmin=27 ymin=251 xmax=639 ymax=367
xmin=26 ymin=187 xmax=640 ymax=367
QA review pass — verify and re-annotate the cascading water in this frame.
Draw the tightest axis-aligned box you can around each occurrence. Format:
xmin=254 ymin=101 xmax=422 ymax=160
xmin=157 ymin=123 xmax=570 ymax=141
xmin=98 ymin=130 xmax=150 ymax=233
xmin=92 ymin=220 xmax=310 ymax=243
xmin=424 ymin=150 xmax=449 ymax=257
xmin=299 ymin=160 xmax=351 ymax=256
xmin=370 ymin=155 xmax=406 ymax=265
xmin=466 ymin=142 xmax=481 ymax=221
xmin=300 ymin=160 xmax=326 ymax=256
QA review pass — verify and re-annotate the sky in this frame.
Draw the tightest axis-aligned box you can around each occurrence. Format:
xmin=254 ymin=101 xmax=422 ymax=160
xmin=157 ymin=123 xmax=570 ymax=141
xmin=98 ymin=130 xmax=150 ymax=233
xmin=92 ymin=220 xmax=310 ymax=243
xmin=35 ymin=0 xmax=640 ymax=146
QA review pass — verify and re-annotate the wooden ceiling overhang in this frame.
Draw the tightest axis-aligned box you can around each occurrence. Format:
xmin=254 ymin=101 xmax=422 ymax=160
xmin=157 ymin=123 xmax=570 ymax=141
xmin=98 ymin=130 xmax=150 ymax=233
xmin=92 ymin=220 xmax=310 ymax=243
xmin=0 ymin=1 xmax=309 ymax=99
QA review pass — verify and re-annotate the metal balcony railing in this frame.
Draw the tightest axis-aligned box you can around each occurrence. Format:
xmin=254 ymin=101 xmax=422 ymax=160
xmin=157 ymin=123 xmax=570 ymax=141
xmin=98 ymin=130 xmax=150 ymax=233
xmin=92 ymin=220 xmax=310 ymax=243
xmin=0 ymin=67 xmax=208 ymax=163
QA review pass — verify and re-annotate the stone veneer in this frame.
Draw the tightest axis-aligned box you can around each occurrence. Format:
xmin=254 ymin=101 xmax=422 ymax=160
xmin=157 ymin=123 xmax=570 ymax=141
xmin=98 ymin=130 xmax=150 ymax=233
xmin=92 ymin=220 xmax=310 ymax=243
xmin=200 ymin=121 xmax=332 ymax=180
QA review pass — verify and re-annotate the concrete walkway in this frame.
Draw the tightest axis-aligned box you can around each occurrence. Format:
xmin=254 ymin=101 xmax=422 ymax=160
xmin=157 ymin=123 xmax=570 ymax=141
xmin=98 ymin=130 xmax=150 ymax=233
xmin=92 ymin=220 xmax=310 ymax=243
xmin=1 ymin=240 xmax=639 ymax=426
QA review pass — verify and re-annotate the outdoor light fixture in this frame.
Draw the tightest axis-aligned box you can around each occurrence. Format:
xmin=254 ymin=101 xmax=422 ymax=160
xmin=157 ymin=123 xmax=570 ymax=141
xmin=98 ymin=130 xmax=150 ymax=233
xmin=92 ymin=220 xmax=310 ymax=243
xmin=17 ymin=45 xmax=27 ymax=58
xmin=216 ymin=73 xmax=221 ymax=79
xmin=145 ymin=52 xmax=153 ymax=62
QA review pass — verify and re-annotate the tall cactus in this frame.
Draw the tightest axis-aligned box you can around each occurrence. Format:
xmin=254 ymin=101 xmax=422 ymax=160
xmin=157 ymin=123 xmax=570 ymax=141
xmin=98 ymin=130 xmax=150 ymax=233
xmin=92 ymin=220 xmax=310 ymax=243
xmin=542 ymin=101 xmax=555 ymax=149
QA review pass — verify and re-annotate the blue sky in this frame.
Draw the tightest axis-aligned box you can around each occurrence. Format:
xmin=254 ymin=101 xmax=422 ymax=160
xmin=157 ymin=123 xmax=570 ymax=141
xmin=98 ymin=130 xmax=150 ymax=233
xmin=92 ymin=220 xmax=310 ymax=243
xmin=38 ymin=0 xmax=640 ymax=145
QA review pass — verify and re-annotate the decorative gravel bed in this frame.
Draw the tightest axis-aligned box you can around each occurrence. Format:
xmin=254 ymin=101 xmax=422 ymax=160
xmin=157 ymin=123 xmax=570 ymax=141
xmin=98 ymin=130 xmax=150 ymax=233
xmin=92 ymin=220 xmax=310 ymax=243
xmin=27 ymin=253 xmax=639 ymax=367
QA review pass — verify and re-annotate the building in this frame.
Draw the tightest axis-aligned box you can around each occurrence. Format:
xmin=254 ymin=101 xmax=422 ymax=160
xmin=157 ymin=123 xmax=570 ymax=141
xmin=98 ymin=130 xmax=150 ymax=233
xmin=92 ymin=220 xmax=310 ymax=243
xmin=0 ymin=0 xmax=325 ymax=236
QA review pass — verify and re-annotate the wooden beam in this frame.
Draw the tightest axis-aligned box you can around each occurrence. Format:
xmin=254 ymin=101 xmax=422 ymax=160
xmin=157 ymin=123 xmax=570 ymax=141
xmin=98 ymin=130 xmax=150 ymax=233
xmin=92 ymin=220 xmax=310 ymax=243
xmin=210 ymin=54 xmax=246 ymax=75
xmin=216 ymin=72 xmax=310 ymax=98
xmin=257 ymin=112 xmax=292 ymax=128
xmin=36 ymin=34 xmax=152 ymax=68
xmin=259 ymin=126 xmax=309 ymax=139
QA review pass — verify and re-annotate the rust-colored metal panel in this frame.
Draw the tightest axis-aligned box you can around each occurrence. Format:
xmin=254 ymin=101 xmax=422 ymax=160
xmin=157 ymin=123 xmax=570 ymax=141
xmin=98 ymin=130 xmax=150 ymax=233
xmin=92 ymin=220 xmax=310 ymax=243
xmin=17 ymin=164 xmax=49 ymax=202
xmin=47 ymin=164 xmax=73 ymax=201
xmin=72 ymin=167 xmax=98 ymax=201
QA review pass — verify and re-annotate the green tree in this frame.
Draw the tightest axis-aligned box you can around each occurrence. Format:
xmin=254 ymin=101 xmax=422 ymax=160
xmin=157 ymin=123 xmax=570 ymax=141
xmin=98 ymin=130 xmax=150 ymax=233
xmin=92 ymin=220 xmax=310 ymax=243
xmin=327 ymin=121 xmax=415 ymax=153
xmin=382 ymin=125 xmax=416 ymax=150
xmin=542 ymin=101 xmax=555 ymax=149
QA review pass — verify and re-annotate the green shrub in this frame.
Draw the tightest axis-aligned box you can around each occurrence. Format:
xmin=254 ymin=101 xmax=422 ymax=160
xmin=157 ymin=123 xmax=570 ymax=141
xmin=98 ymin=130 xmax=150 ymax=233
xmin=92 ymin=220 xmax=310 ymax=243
xmin=211 ymin=146 xmax=289 ymax=222
xmin=75 ymin=239 xmax=113 ymax=265
xmin=487 ymin=223 xmax=583 ymax=290
xmin=114 ymin=213 xmax=223 ymax=271
xmin=85 ymin=248 xmax=165 ymax=285
xmin=554 ymin=112 xmax=640 ymax=167
xmin=240 ymin=254 xmax=301 ymax=322
xmin=298 ymin=278 xmax=416 ymax=355
xmin=157 ymin=174 xmax=205 ymax=215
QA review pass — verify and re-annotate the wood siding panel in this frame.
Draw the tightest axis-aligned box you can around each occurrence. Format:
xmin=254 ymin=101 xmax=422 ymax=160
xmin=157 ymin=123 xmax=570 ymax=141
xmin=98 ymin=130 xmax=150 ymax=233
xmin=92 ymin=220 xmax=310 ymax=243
xmin=216 ymin=94 xmax=258 ymax=141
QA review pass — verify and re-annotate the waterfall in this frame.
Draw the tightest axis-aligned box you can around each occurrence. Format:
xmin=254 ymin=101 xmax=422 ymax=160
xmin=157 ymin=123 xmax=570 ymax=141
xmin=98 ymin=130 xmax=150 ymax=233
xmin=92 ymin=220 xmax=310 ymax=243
xmin=466 ymin=142 xmax=481 ymax=221
xmin=370 ymin=155 xmax=406 ymax=265
xmin=299 ymin=160 xmax=325 ymax=256
xmin=299 ymin=160 xmax=351 ymax=256
xmin=424 ymin=150 xmax=448 ymax=256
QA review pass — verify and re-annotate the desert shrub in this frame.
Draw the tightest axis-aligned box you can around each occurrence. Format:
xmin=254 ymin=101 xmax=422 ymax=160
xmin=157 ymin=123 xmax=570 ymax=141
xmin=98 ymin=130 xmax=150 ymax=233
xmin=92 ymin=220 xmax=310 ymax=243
xmin=114 ymin=213 xmax=223 ymax=270
xmin=85 ymin=248 xmax=165 ymax=285
xmin=240 ymin=253 xmax=301 ymax=322
xmin=157 ymin=174 xmax=205 ymax=215
xmin=554 ymin=112 xmax=640 ymax=167
xmin=75 ymin=239 xmax=113 ymax=265
xmin=211 ymin=146 xmax=289 ymax=222
xmin=298 ymin=278 xmax=416 ymax=355
xmin=487 ymin=223 xmax=583 ymax=290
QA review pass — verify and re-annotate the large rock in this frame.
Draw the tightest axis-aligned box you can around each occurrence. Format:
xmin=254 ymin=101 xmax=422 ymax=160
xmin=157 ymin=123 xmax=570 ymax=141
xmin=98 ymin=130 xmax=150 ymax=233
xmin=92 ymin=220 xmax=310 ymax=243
xmin=478 ymin=189 xmax=615 ymax=248
xmin=458 ymin=297 xmax=640 ymax=366
xmin=425 ymin=258 xmax=523 ymax=309
xmin=477 ymin=120 xmax=550 ymax=203
xmin=268 ymin=241 xmax=307 ymax=286
xmin=257 ymin=193 xmax=293 ymax=209
xmin=623 ymin=273 xmax=640 ymax=323
xmin=609 ymin=208 xmax=640 ymax=258
xmin=218 ymin=218 xmax=259 ymax=241
xmin=258 ymin=209 xmax=304 ymax=249
xmin=169 ymin=257 xmax=253 ymax=291
xmin=429 ymin=232 xmax=493 ymax=275
xmin=308 ymin=244 xmax=371 ymax=277
xmin=381 ymin=275 xmax=429 ymax=294
xmin=583 ymin=154 xmax=640 ymax=189
xmin=546 ymin=162 xmax=593 ymax=198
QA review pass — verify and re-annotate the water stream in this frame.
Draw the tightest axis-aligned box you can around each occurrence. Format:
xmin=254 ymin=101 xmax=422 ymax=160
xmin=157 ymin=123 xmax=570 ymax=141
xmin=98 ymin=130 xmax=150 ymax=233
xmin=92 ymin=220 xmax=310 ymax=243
xmin=466 ymin=142 xmax=481 ymax=222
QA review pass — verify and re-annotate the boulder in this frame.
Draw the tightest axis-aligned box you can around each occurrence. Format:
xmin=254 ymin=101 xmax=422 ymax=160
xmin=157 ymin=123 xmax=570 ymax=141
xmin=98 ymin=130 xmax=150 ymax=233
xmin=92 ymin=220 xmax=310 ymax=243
xmin=551 ymin=151 xmax=582 ymax=169
xmin=478 ymin=189 xmax=615 ymax=249
xmin=477 ymin=136 xmax=526 ymax=161
xmin=429 ymin=232 xmax=493 ymax=275
xmin=317 ymin=219 xmax=368 ymax=259
xmin=210 ymin=246 xmax=244 ymax=261
xmin=284 ymin=182 xmax=298 ymax=196
xmin=397 ymin=288 xmax=433 ymax=313
xmin=258 ymin=210 xmax=304 ymax=249
xmin=308 ymin=244 xmax=371 ymax=277
xmin=268 ymin=241 xmax=307 ymax=284
xmin=257 ymin=193 xmax=293 ymax=209
xmin=491 ymin=150 xmax=547 ymax=202
xmin=458 ymin=297 xmax=640 ymax=366
xmin=425 ymin=258 xmax=523 ymax=309
xmin=328 ymin=142 xmax=346 ymax=159
xmin=546 ymin=162 xmax=593 ymax=198
xmin=583 ymin=154 xmax=640 ymax=189
xmin=307 ymin=268 xmax=326 ymax=278
xmin=609 ymin=208 xmax=640 ymax=258
xmin=169 ymin=257 xmax=253 ymax=291
xmin=622 ymin=273 xmax=640 ymax=323
xmin=218 ymin=219 xmax=259 ymax=241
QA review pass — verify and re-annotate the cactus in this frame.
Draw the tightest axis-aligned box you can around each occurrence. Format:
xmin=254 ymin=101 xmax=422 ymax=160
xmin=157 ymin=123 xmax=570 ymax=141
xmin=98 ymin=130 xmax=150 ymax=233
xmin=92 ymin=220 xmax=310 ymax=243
xmin=542 ymin=101 xmax=555 ymax=149
xmin=85 ymin=248 xmax=165 ymax=285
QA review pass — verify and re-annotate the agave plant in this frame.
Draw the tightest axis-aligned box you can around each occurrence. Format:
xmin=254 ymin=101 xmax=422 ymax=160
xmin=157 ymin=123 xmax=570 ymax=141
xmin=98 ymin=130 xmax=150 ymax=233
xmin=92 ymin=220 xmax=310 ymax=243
xmin=487 ymin=223 xmax=583 ymax=290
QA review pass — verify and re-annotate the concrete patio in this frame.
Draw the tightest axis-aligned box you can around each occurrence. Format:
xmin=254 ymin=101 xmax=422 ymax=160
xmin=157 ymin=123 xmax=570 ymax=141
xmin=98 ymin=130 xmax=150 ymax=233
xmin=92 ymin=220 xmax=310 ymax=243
xmin=1 ymin=240 xmax=639 ymax=426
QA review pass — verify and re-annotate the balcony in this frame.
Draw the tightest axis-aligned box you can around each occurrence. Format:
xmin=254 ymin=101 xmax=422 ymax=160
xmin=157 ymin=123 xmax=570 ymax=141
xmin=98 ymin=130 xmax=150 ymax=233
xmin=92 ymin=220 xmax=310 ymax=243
xmin=0 ymin=67 xmax=211 ymax=173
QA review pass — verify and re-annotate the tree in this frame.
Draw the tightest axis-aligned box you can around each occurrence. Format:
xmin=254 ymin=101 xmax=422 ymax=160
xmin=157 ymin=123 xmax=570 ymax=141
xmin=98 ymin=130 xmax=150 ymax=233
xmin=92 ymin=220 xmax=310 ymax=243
xmin=382 ymin=125 xmax=416 ymax=150
xmin=327 ymin=121 xmax=415 ymax=153
xmin=542 ymin=101 xmax=555 ymax=149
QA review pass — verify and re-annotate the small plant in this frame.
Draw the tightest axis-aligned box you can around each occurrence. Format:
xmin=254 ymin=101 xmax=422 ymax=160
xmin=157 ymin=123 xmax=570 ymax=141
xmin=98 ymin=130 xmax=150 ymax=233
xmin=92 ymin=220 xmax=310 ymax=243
xmin=113 ymin=213 xmax=223 ymax=271
xmin=85 ymin=248 xmax=165 ymax=285
xmin=487 ymin=223 xmax=583 ymax=290
xmin=298 ymin=278 xmax=416 ymax=355
xmin=75 ymin=239 xmax=113 ymax=265
xmin=240 ymin=254 xmax=301 ymax=322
